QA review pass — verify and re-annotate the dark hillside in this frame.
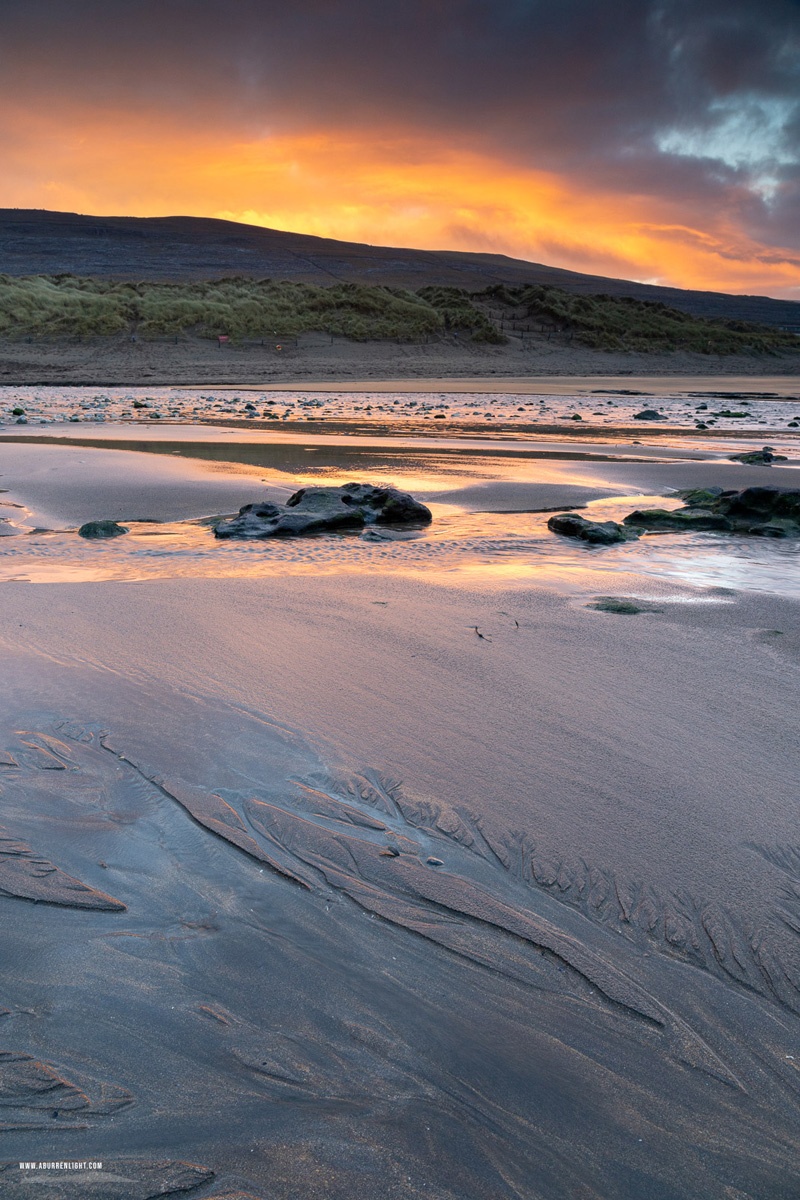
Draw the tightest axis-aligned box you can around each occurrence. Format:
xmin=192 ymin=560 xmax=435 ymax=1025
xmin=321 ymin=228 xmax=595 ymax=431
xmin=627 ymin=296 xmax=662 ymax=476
xmin=2 ymin=209 xmax=799 ymax=329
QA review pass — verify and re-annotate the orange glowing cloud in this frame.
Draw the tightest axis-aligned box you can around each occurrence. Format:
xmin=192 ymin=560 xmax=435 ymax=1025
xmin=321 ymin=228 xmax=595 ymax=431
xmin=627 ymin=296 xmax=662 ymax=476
xmin=2 ymin=103 xmax=800 ymax=299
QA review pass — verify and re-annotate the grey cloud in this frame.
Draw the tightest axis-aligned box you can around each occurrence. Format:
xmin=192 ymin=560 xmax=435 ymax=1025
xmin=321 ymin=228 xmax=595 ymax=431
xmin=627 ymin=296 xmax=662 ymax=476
xmin=1 ymin=0 xmax=798 ymax=246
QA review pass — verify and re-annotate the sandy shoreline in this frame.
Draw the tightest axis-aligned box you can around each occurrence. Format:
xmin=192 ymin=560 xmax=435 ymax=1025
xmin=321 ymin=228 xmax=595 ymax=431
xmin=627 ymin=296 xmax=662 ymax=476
xmin=2 ymin=329 xmax=799 ymax=388
xmin=194 ymin=372 xmax=800 ymax=395
xmin=0 ymin=425 xmax=799 ymax=1198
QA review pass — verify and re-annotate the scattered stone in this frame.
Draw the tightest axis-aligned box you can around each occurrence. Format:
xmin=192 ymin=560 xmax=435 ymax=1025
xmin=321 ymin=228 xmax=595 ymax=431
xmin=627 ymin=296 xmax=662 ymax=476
xmin=214 ymin=483 xmax=432 ymax=539
xmin=547 ymin=513 xmax=638 ymax=544
xmin=78 ymin=520 xmax=129 ymax=538
xmin=633 ymin=409 xmax=665 ymax=420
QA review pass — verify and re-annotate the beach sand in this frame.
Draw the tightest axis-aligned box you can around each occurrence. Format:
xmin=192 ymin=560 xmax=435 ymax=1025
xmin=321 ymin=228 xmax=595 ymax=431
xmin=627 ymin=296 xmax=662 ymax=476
xmin=1 ymin=328 xmax=799 ymax=388
xmin=0 ymin=421 xmax=799 ymax=1199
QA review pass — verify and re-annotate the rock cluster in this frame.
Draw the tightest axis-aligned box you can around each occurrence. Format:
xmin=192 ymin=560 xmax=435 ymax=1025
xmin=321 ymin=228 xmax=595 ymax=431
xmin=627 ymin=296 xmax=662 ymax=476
xmin=548 ymin=486 xmax=800 ymax=544
xmin=214 ymin=482 xmax=433 ymax=539
xmin=624 ymin=486 xmax=800 ymax=538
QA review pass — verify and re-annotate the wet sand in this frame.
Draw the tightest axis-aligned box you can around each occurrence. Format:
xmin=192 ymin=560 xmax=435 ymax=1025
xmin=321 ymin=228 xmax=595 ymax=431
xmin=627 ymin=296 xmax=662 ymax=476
xmin=248 ymin=373 xmax=800 ymax=396
xmin=1 ymin=422 xmax=799 ymax=1199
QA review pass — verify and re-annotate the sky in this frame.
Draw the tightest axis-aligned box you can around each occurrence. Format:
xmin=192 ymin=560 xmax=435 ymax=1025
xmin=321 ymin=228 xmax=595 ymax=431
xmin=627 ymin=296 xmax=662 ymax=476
xmin=1 ymin=0 xmax=799 ymax=298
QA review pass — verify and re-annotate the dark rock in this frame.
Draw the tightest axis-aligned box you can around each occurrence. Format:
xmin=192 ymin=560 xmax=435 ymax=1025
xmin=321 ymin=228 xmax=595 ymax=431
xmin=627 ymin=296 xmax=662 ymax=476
xmin=633 ymin=409 xmax=665 ymax=420
xmin=679 ymin=487 xmax=724 ymax=507
xmin=622 ymin=508 xmax=733 ymax=531
xmin=623 ymin=487 xmax=800 ymax=538
xmin=719 ymin=487 xmax=796 ymax=519
xmin=78 ymin=520 xmax=129 ymax=538
xmin=547 ymin=513 xmax=637 ymax=544
xmin=215 ymin=501 xmax=360 ymax=539
xmin=748 ymin=521 xmax=796 ymax=538
xmin=214 ymin=483 xmax=432 ymax=539
xmin=729 ymin=446 xmax=787 ymax=464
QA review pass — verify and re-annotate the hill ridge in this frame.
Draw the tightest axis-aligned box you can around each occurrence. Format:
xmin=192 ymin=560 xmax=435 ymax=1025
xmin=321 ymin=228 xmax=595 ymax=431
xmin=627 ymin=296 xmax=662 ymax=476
xmin=1 ymin=208 xmax=799 ymax=328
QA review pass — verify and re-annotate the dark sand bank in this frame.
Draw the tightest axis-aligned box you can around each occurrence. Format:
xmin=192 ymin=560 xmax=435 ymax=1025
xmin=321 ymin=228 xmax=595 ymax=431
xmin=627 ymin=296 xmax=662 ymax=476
xmin=2 ymin=328 xmax=799 ymax=388
xmin=1 ymin=428 xmax=799 ymax=1198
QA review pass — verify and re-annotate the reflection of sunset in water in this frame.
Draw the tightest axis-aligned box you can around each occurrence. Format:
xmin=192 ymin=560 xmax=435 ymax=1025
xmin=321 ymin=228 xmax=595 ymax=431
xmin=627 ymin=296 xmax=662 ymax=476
xmin=3 ymin=495 xmax=798 ymax=597
xmin=1 ymin=422 xmax=798 ymax=594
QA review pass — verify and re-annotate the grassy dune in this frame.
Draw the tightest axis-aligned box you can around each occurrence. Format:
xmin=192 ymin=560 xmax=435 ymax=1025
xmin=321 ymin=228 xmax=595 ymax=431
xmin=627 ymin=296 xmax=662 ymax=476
xmin=482 ymin=283 xmax=800 ymax=354
xmin=0 ymin=273 xmax=796 ymax=355
xmin=0 ymin=276 xmax=460 ymax=342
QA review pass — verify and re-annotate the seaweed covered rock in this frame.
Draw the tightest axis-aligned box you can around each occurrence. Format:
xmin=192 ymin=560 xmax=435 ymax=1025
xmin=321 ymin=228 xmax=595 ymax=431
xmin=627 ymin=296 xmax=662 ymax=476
xmin=680 ymin=487 xmax=724 ymax=507
xmin=718 ymin=486 xmax=800 ymax=523
xmin=214 ymin=483 xmax=432 ymax=539
xmin=623 ymin=487 xmax=800 ymax=538
xmin=623 ymin=508 xmax=733 ymax=531
xmin=586 ymin=597 xmax=664 ymax=614
xmin=546 ymin=513 xmax=637 ymax=545
xmin=729 ymin=446 xmax=787 ymax=465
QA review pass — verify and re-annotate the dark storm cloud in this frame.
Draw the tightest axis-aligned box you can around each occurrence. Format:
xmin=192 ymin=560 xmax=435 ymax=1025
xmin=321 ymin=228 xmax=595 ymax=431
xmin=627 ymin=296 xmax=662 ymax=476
xmin=2 ymin=0 xmax=799 ymax=241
